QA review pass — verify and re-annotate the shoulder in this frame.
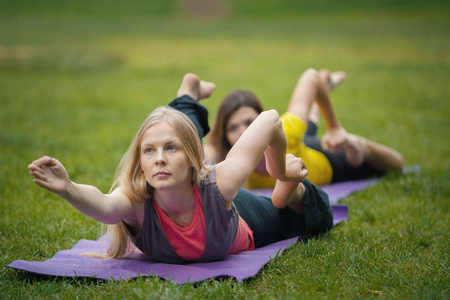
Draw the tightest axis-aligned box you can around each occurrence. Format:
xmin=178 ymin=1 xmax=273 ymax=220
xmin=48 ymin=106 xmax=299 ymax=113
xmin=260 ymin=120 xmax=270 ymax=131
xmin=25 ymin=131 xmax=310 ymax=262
xmin=203 ymin=163 xmax=234 ymax=209
xmin=109 ymin=185 xmax=131 ymax=201
xmin=109 ymin=186 xmax=141 ymax=222
xmin=198 ymin=168 xmax=224 ymax=204
xmin=109 ymin=186 xmax=145 ymax=232
xmin=198 ymin=167 xmax=235 ymax=212
xmin=199 ymin=166 xmax=216 ymax=188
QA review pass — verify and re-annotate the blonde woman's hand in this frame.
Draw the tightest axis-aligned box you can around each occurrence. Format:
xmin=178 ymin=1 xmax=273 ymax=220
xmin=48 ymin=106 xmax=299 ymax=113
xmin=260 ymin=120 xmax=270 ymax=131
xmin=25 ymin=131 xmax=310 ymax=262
xmin=28 ymin=156 xmax=71 ymax=196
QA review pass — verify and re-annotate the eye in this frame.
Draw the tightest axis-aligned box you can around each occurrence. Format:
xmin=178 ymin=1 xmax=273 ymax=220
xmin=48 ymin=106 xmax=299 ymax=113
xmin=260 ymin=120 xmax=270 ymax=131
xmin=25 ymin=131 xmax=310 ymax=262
xmin=144 ymin=148 xmax=154 ymax=154
xmin=167 ymin=145 xmax=177 ymax=151
xmin=227 ymin=125 xmax=237 ymax=133
xmin=245 ymin=119 xmax=254 ymax=127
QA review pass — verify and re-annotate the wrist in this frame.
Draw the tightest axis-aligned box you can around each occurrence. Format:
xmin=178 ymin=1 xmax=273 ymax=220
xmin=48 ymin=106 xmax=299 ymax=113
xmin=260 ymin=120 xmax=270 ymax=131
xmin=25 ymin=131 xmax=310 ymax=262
xmin=59 ymin=180 xmax=74 ymax=198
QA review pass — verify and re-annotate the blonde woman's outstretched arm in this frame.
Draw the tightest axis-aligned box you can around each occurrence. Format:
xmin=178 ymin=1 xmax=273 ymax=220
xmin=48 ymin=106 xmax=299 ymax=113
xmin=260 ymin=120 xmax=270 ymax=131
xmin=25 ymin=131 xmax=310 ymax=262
xmin=28 ymin=156 xmax=135 ymax=224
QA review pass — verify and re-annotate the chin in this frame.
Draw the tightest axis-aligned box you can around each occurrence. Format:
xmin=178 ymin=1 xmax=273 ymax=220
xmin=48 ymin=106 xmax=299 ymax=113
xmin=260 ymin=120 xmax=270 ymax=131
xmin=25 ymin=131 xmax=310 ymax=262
xmin=151 ymin=183 xmax=172 ymax=190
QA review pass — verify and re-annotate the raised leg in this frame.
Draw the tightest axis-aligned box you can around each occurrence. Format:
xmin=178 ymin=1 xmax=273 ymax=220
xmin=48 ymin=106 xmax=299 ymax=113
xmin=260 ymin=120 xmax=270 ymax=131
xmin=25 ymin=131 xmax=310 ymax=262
xmin=288 ymin=68 xmax=342 ymax=130
xmin=308 ymin=69 xmax=347 ymax=126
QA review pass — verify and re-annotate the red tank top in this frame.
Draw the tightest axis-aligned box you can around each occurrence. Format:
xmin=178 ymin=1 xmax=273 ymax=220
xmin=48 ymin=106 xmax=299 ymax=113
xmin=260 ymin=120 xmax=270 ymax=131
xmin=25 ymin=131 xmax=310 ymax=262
xmin=153 ymin=186 xmax=254 ymax=260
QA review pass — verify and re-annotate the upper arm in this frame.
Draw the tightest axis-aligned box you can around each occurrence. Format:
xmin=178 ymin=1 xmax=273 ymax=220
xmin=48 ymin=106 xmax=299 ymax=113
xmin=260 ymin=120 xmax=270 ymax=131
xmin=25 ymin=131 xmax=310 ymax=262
xmin=101 ymin=187 xmax=136 ymax=225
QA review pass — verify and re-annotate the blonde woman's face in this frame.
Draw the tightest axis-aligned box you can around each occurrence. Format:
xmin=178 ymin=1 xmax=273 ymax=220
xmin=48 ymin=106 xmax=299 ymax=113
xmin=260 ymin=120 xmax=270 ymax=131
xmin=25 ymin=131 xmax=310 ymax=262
xmin=140 ymin=121 xmax=192 ymax=191
xmin=226 ymin=106 xmax=259 ymax=147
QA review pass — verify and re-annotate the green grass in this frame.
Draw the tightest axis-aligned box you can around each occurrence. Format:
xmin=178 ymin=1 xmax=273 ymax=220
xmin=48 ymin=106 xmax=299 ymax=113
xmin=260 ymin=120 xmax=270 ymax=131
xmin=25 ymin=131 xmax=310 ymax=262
xmin=1 ymin=1 xmax=449 ymax=299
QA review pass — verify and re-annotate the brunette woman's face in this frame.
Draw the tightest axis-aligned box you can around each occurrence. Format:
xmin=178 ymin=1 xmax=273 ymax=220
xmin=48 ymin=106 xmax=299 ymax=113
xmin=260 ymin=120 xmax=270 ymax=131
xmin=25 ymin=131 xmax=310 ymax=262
xmin=226 ymin=106 xmax=260 ymax=147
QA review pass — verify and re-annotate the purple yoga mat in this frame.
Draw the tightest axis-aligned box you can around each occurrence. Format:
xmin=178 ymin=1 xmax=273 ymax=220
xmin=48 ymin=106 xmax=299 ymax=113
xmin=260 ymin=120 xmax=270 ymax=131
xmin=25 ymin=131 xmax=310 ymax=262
xmin=6 ymin=179 xmax=376 ymax=283
xmin=7 ymin=235 xmax=299 ymax=283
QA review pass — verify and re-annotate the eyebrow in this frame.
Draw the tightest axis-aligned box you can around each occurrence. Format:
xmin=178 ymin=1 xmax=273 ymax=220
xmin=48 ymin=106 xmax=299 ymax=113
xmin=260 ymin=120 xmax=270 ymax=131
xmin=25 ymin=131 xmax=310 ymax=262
xmin=141 ymin=143 xmax=153 ymax=148
xmin=141 ymin=139 xmax=182 ymax=148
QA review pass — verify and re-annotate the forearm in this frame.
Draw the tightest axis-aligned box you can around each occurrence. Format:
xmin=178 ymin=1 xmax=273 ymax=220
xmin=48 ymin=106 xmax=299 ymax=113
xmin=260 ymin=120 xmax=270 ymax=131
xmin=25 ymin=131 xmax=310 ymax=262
xmin=61 ymin=182 xmax=121 ymax=224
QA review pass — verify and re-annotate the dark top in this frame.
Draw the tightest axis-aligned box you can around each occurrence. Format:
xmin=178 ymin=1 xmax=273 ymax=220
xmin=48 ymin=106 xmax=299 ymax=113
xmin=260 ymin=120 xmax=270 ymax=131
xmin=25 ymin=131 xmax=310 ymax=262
xmin=132 ymin=168 xmax=239 ymax=264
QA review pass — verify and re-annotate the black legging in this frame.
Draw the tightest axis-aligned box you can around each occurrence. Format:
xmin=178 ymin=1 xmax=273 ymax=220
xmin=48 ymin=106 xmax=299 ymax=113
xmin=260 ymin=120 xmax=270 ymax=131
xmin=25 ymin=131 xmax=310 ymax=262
xmin=304 ymin=121 xmax=384 ymax=183
xmin=233 ymin=179 xmax=332 ymax=248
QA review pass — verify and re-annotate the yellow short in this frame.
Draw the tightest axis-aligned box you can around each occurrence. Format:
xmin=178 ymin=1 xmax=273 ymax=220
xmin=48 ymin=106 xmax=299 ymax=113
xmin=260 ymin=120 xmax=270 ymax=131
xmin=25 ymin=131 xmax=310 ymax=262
xmin=245 ymin=112 xmax=333 ymax=189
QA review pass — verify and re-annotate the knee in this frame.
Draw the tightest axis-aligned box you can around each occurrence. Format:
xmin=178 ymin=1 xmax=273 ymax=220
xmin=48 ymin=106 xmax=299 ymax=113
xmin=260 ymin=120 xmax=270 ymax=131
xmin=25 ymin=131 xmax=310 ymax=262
xmin=300 ymin=68 xmax=320 ymax=84
xmin=319 ymin=69 xmax=331 ymax=79
xmin=303 ymin=68 xmax=318 ymax=77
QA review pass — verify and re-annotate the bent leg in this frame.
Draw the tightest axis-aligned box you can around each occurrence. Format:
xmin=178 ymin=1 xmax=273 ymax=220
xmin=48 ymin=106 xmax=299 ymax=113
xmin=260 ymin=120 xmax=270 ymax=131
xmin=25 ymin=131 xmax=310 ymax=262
xmin=235 ymin=181 xmax=333 ymax=248
xmin=288 ymin=68 xmax=324 ymax=124
xmin=307 ymin=69 xmax=347 ymax=126
xmin=169 ymin=73 xmax=216 ymax=140
xmin=233 ymin=189 xmax=285 ymax=248
xmin=288 ymin=68 xmax=342 ymax=133
xmin=177 ymin=73 xmax=216 ymax=101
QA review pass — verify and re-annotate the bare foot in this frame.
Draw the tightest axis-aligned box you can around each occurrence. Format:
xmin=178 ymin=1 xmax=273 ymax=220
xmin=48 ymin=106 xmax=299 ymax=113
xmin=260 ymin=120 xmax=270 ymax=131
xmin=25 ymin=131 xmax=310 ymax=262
xmin=319 ymin=69 xmax=347 ymax=91
xmin=272 ymin=180 xmax=306 ymax=214
xmin=344 ymin=133 xmax=366 ymax=167
xmin=177 ymin=73 xmax=216 ymax=101
xmin=329 ymin=71 xmax=347 ymax=90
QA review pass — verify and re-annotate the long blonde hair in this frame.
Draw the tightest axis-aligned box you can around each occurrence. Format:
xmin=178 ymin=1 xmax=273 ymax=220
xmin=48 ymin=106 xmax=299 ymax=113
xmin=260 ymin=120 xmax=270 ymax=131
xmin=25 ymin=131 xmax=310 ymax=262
xmin=101 ymin=106 xmax=210 ymax=258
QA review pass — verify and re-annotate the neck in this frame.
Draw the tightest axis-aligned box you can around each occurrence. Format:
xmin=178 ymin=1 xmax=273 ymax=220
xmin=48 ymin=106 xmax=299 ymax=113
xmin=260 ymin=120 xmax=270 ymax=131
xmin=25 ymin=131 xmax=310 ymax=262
xmin=153 ymin=183 xmax=196 ymax=226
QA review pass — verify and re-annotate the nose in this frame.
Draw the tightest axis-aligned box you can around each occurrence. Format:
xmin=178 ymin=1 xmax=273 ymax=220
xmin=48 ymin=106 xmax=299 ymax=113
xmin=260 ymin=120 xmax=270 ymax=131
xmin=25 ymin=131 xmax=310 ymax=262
xmin=155 ymin=150 xmax=167 ymax=165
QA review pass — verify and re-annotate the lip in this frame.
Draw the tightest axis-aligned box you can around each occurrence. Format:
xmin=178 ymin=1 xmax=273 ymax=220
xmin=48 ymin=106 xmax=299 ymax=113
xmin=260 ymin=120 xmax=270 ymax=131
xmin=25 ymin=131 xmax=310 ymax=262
xmin=154 ymin=171 xmax=170 ymax=177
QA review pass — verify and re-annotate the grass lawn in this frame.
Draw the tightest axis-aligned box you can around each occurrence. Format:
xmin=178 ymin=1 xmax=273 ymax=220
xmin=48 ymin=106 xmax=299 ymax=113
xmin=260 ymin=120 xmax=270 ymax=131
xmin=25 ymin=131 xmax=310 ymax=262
xmin=1 ymin=1 xmax=449 ymax=299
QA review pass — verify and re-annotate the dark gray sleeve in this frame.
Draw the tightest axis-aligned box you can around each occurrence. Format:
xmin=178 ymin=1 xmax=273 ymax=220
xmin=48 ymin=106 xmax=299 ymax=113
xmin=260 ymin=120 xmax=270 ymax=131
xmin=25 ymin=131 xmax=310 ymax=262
xmin=168 ymin=95 xmax=210 ymax=140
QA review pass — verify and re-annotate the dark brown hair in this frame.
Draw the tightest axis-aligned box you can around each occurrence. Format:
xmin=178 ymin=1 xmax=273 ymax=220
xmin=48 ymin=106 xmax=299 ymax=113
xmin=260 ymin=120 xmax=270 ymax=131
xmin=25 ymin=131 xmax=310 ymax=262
xmin=207 ymin=90 xmax=264 ymax=162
